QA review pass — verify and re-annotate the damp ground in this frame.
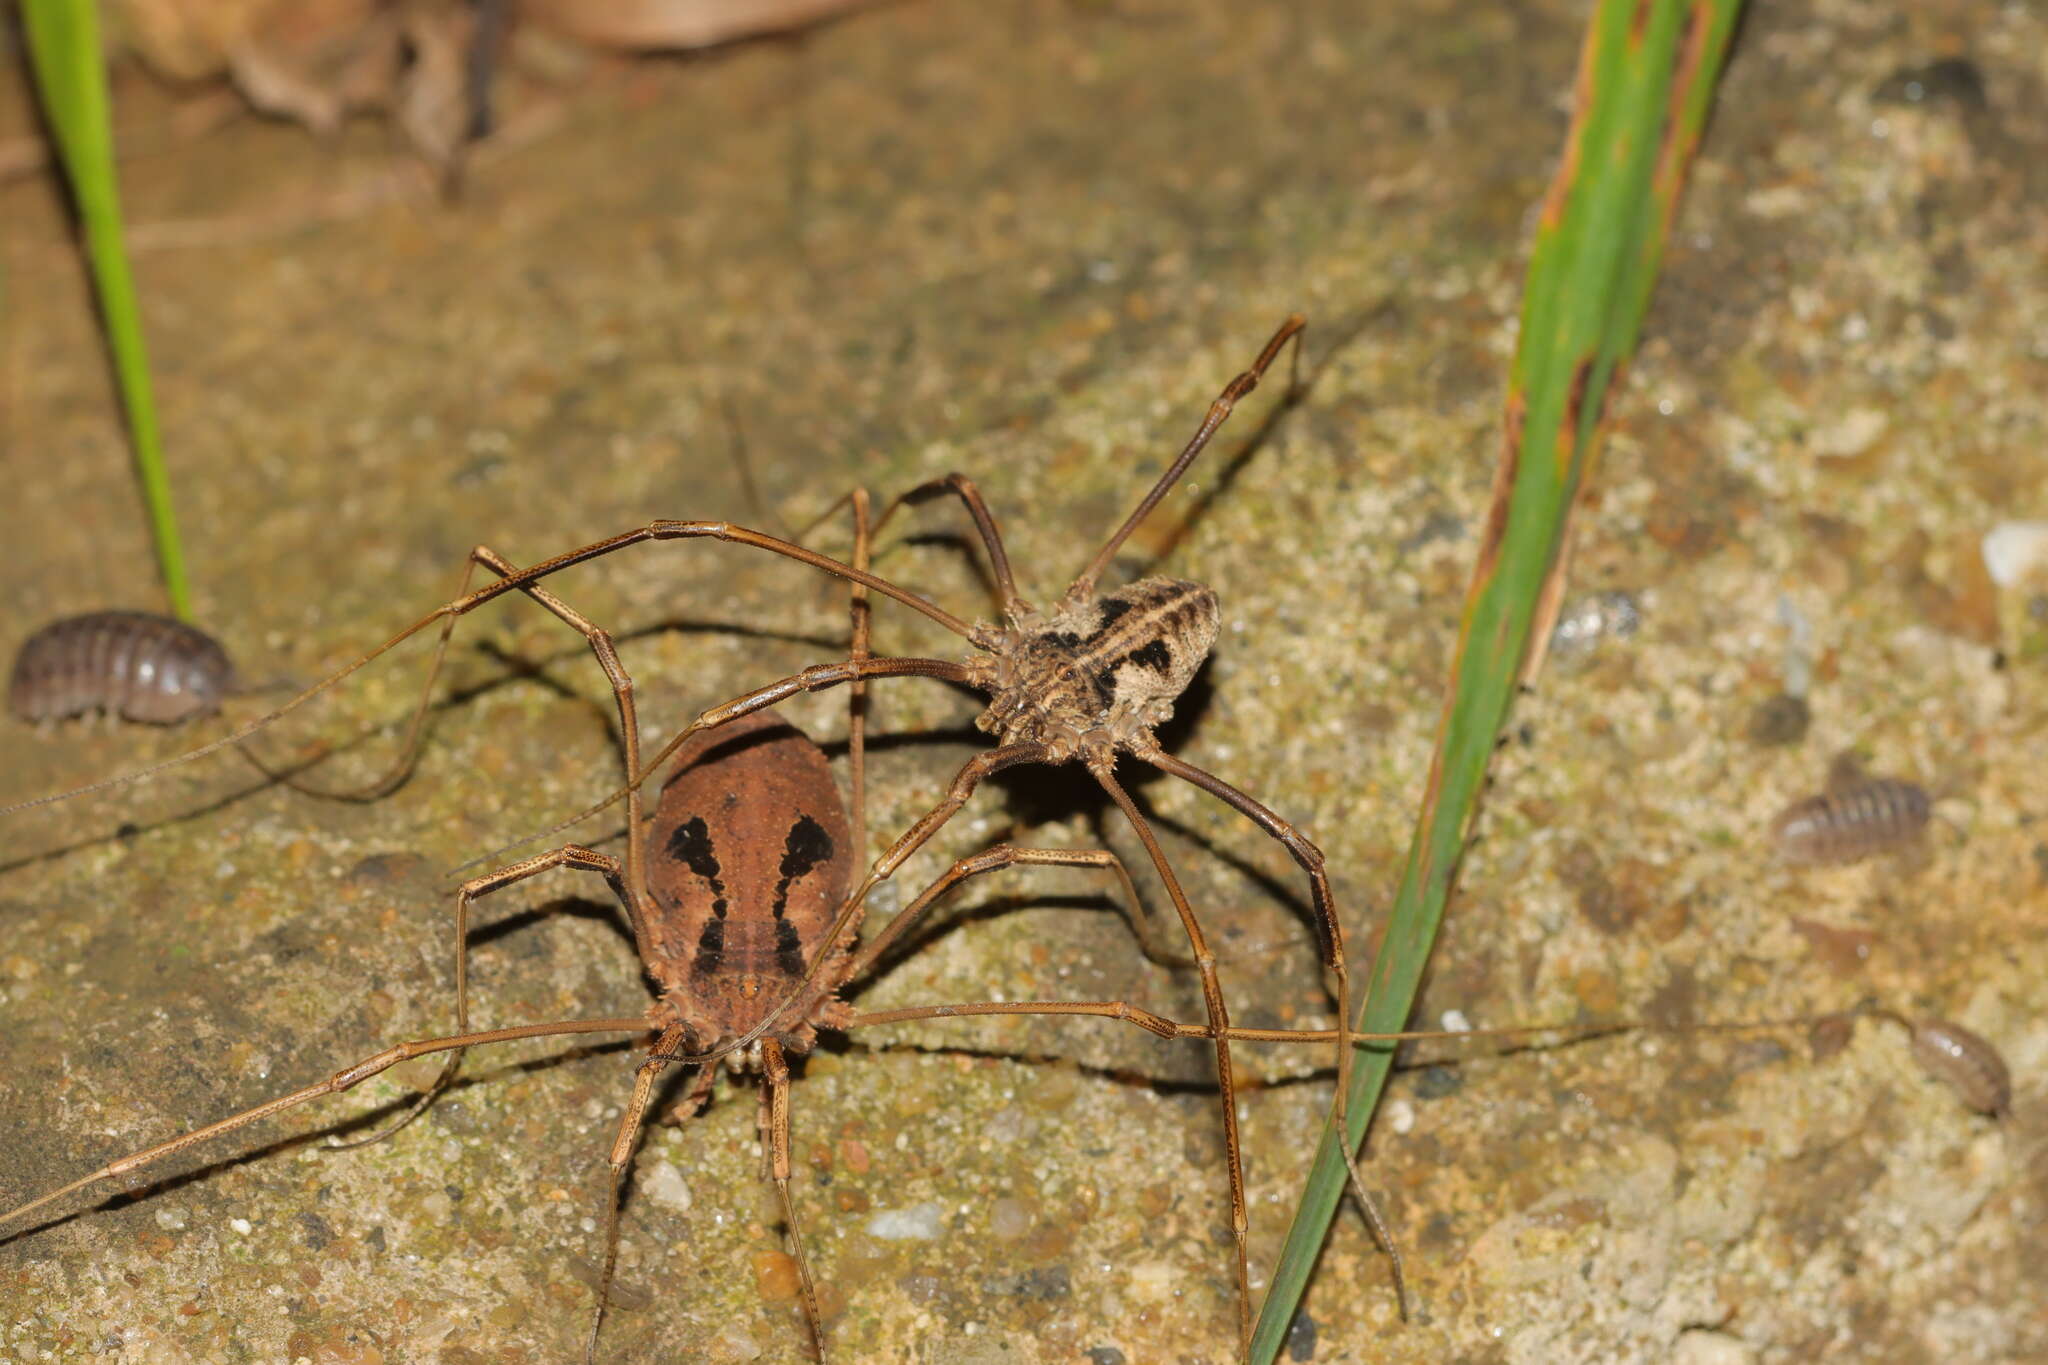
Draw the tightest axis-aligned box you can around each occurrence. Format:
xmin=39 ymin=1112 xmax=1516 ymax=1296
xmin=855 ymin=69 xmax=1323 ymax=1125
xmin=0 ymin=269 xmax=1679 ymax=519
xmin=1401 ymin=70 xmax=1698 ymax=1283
xmin=1 ymin=1 xmax=2045 ymax=1362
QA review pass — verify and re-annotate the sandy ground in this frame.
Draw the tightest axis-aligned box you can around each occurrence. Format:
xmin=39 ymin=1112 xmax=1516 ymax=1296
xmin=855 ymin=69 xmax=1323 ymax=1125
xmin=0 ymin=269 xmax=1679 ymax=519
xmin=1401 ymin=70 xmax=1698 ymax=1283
xmin=1 ymin=1 xmax=2045 ymax=1361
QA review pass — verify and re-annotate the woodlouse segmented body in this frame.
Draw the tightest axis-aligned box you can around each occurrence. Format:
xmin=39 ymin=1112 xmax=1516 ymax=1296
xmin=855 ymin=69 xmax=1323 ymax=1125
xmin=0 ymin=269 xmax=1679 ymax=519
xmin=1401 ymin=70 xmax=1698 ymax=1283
xmin=1770 ymin=776 xmax=1931 ymax=865
xmin=8 ymin=611 xmax=236 ymax=725
xmin=1909 ymin=1017 xmax=2012 ymax=1118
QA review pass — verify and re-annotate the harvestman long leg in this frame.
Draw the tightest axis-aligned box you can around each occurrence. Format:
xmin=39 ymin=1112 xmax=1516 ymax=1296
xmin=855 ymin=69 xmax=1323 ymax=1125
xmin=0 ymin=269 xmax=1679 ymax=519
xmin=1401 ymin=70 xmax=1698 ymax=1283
xmin=322 ymin=545 xmax=680 ymax=1150
xmin=868 ymin=472 xmax=1030 ymax=617
xmin=1139 ymin=745 xmax=1398 ymax=1307
xmin=844 ymin=841 xmax=1193 ymax=977
xmin=1086 ymin=757 xmax=1266 ymax=1336
xmin=0 ymin=1016 xmax=651 ymax=1236
xmin=327 ymin=843 xmax=642 ymax=1149
xmin=1064 ymin=315 xmax=1305 ymax=604
xmin=0 ymin=522 xmax=981 ymax=819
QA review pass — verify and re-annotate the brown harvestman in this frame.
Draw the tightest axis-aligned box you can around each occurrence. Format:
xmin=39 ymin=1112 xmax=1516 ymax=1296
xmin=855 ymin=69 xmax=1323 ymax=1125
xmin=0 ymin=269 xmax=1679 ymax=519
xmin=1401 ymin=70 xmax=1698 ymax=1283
xmin=3 ymin=318 xmax=1403 ymax=1356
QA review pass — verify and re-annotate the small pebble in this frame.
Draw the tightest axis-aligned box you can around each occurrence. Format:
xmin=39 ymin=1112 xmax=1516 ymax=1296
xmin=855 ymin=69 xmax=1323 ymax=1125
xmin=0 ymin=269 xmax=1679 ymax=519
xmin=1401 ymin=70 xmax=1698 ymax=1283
xmin=1127 ymin=1261 xmax=1175 ymax=1301
xmin=643 ymin=1160 xmax=691 ymax=1212
xmin=752 ymin=1250 xmax=801 ymax=1302
xmin=980 ymin=1266 xmax=1070 ymax=1300
xmin=1871 ymin=57 xmax=1989 ymax=110
xmin=865 ymin=1200 xmax=944 ymax=1241
xmin=1808 ymin=1013 xmax=1857 ymax=1062
xmin=1982 ymin=520 xmax=2048 ymax=587
xmin=1548 ymin=590 xmax=1641 ymax=659
xmin=988 ymin=1197 xmax=1032 ymax=1241
xmin=1415 ymin=1066 xmax=1463 ymax=1100
xmin=1747 ymin=693 xmax=1811 ymax=747
xmin=1287 ymin=1310 xmax=1319 ymax=1362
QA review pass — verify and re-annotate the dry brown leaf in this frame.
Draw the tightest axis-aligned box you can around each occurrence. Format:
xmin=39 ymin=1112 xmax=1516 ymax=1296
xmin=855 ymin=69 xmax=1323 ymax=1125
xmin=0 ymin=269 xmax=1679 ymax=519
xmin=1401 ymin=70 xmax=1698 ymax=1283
xmin=111 ymin=0 xmax=277 ymax=81
xmin=517 ymin=0 xmax=879 ymax=51
xmin=395 ymin=1 xmax=478 ymax=176
xmin=97 ymin=0 xmax=883 ymax=180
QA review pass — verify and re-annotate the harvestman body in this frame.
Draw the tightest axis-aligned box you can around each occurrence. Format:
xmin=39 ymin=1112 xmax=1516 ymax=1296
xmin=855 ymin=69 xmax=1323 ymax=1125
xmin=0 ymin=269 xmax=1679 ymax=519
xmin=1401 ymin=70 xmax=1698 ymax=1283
xmin=970 ymin=576 xmax=1219 ymax=760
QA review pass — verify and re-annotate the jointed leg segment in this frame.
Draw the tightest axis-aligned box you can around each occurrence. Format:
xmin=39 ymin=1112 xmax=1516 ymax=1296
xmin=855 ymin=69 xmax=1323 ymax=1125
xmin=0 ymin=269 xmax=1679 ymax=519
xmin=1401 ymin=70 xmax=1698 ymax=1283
xmin=844 ymin=841 xmax=1192 ymax=981
xmin=330 ymin=841 xmax=638 ymax=1150
xmin=0 ymin=1016 xmax=650 ymax=1238
xmin=1141 ymin=745 xmax=1407 ymax=1316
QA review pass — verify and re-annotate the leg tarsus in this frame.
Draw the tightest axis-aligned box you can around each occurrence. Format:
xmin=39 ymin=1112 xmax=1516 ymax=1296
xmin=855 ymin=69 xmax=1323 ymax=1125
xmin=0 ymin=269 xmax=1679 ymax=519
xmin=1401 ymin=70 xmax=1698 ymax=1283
xmin=1089 ymin=757 xmax=1253 ymax=1354
xmin=1066 ymin=316 xmax=1307 ymax=601
xmin=588 ymin=1025 xmax=690 ymax=1363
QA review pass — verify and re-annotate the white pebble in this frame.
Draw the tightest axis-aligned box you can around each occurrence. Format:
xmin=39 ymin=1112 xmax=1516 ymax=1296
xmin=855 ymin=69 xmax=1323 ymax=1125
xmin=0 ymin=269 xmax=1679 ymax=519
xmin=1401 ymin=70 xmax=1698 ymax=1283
xmin=866 ymin=1200 xmax=945 ymax=1241
xmin=1982 ymin=521 xmax=2048 ymax=587
xmin=1128 ymin=1260 xmax=1175 ymax=1301
xmin=1671 ymin=1329 xmax=1756 ymax=1365
xmin=644 ymin=1160 xmax=691 ymax=1213
xmin=1386 ymin=1098 xmax=1416 ymax=1135
xmin=228 ymin=1217 xmax=253 ymax=1235
xmin=1441 ymin=1009 xmax=1471 ymax=1033
xmin=1808 ymin=407 xmax=1887 ymax=459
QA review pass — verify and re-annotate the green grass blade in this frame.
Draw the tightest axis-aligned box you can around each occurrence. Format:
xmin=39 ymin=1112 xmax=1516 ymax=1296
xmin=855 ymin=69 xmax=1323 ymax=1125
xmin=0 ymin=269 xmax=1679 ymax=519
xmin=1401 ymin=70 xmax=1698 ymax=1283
xmin=1248 ymin=3 xmax=1744 ymax=1357
xmin=22 ymin=0 xmax=193 ymax=621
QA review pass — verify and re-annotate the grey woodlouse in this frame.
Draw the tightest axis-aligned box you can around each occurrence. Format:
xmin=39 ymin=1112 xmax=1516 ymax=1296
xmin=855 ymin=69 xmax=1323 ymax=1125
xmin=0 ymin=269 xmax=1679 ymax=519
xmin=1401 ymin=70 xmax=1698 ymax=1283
xmin=1816 ymin=1010 xmax=2013 ymax=1119
xmin=1906 ymin=1016 xmax=2013 ymax=1118
xmin=8 ymin=611 xmax=236 ymax=725
xmin=1770 ymin=775 xmax=1931 ymax=865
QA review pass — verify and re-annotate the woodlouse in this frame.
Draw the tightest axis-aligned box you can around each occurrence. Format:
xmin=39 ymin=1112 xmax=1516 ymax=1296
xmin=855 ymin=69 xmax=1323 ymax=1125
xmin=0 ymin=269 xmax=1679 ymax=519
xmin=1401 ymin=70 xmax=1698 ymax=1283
xmin=8 ymin=611 xmax=236 ymax=726
xmin=1906 ymin=1016 xmax=2013 ymax=1118
xmin=1819 ymin=1009 xmax=2012 ymax=1118
xmin=1770 ymin=775 xmax=1931 ymax=865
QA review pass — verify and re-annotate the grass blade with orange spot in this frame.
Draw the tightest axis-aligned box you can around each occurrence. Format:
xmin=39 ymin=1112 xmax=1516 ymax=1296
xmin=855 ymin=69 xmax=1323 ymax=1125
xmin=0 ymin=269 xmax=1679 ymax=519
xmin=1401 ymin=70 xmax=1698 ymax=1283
xmin=1248 ymin=3 xmax=1746 ymax=1357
